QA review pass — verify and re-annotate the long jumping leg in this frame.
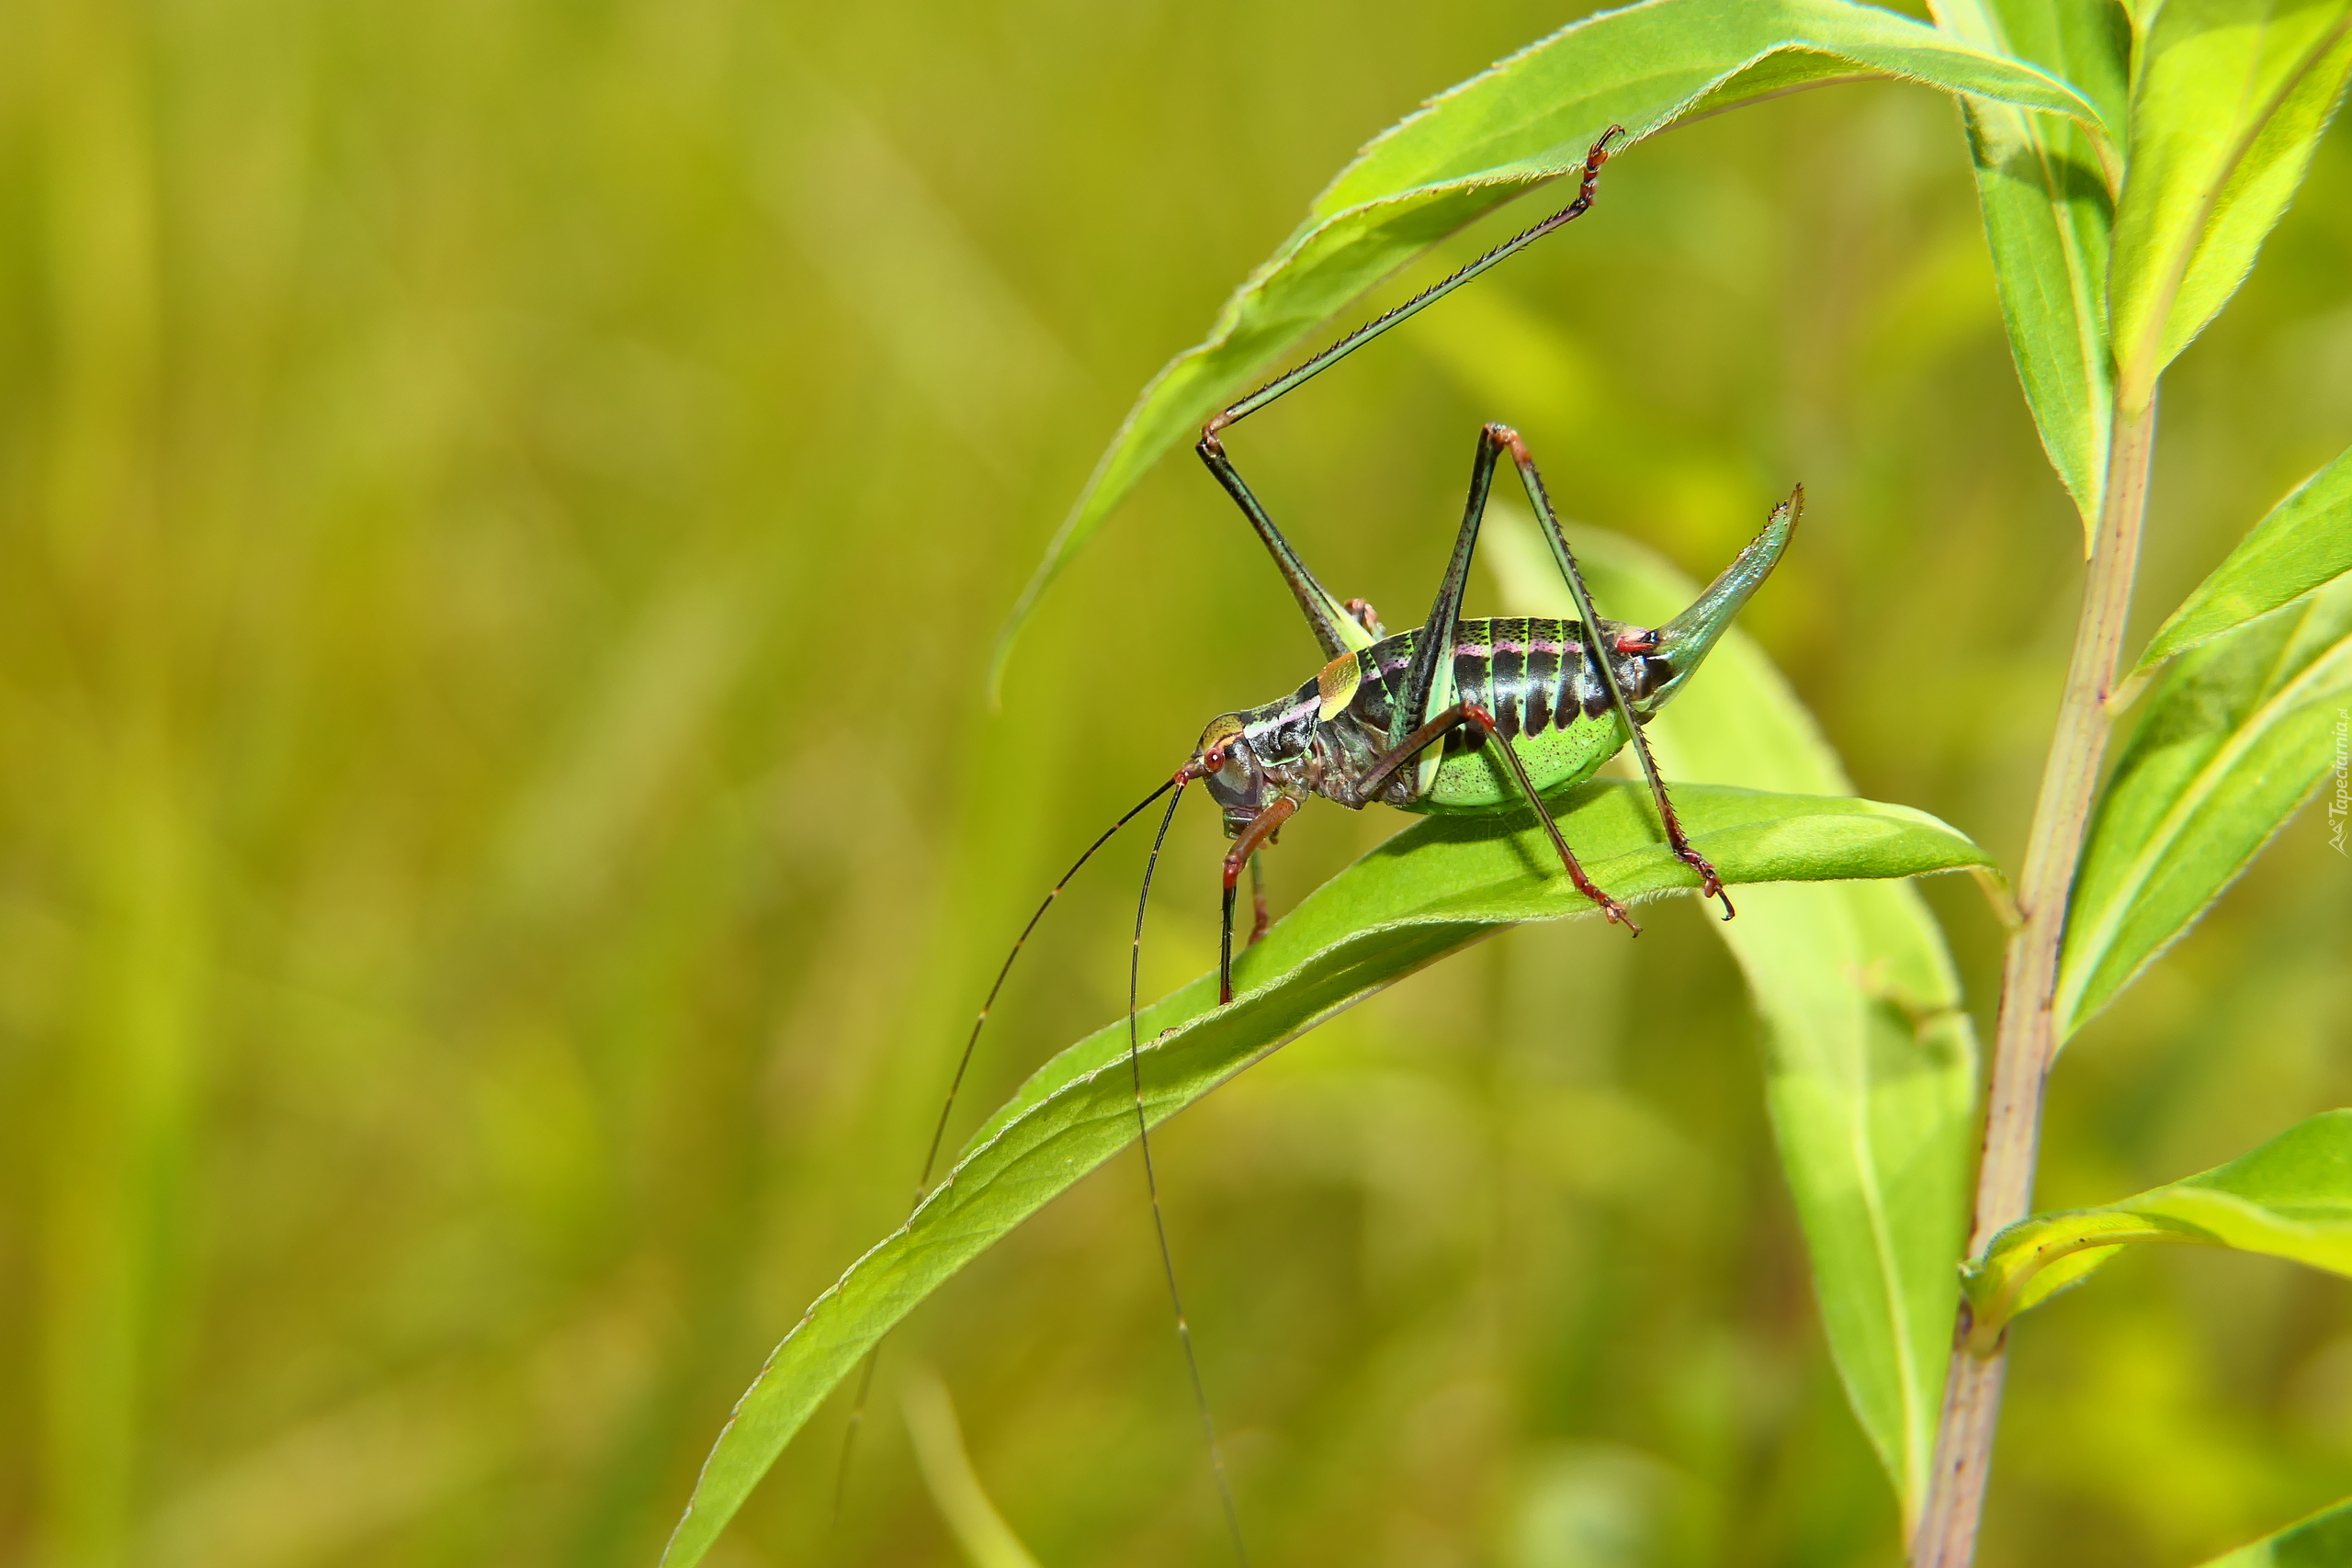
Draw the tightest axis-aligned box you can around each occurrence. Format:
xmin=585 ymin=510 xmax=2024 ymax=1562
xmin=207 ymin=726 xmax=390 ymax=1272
xmin=1205 ymin=129 xmax=1623 ymax=438
xmin=1490 ymin=423 xmax=1734 ymax=919
xmin=1191 ymin=127 xmax=1623 ymax=663
xmin=1351 ymin=424 xmax=1636 ymax=928
xmin=1381 ymin=423 xmax=1505 ymax=796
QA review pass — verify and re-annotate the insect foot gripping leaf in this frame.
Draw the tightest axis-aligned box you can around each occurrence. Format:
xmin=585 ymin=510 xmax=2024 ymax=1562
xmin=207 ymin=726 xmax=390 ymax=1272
xmin=1961 ymin=1110 xmax=2352 ymax=1354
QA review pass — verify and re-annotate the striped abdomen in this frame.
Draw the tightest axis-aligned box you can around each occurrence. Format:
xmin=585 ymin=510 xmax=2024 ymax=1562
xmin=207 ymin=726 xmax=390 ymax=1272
xmin=1223 ymin=615 xmax=1670 ymax=813
xmin=1334 ymin=615 xmax=1666 ymax=743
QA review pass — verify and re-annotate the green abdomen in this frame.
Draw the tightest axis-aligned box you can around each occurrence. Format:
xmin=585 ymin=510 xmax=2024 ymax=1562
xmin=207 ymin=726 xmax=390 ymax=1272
xmin=1411 ymin=710 xmax=1629 ymax=813
xmin=1348 ymin=616 xmax=1646 ymax=815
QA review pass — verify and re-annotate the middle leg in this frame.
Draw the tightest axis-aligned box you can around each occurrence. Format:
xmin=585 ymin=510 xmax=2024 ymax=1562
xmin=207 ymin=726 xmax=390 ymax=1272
xmin=1349 ymin=700 xmax=1636 ymax=932
xmin=1218 ymin=795 xmax=1298 ymax=1005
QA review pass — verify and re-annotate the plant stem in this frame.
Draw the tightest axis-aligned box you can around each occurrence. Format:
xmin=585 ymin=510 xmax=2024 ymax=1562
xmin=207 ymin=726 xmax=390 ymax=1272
xmin=1908 ymin=394 xmax=2159 ymax=1568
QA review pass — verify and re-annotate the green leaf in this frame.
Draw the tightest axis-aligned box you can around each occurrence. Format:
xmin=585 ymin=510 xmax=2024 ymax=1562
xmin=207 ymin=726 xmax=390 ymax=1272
xmin=2056 ymin=575 xmax=2352 ymax=1039
xmin=992 ymin=0 xmax=2111 ymax=689
xmin=2198 ymin=1493 xmax=2352 ymax=1567
xmin=1962 ymin=1109 xmax=2352 ymax=1348
xmin=661 ymin=783 xmax=1991 ymax=1566
xmin=2107 ymin=0 xmax=2352 ymax=400
xmin=1489 ymin=518 xmax=1979 ymax=1527
xmin=2137 ymin=443 xmax=2352 ymax=672
xmin=1932 ymin=0 xmax=2127 ymax=534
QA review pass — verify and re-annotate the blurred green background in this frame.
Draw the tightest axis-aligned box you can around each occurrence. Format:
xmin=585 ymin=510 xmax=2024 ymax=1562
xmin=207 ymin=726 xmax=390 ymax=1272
xmin=2 ymin=2 xmax=2347 ymax=1565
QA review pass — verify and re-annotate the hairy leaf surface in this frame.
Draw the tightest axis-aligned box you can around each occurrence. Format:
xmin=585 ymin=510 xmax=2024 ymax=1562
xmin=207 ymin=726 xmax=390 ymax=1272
xmin=1963 ymin=1109 xmax=2352 ymax=1346
xmin=2058 ymin=578 xmax=2352 ymax=1039
xmin=2138 ymin=443 xmax=2352 ymax=671
xmin=1493 ymin=520 xmax=1978 ymax=1526
xmin=662 ymin=784 xmax=1990 ymax=1565
xmin=2108 ymin=0 xmax=2352 ymax=399
xmin=1932 ymin=0 xmax=2126 ymax=536
xmin=992 ymin=0 xmax=2109 ymax=687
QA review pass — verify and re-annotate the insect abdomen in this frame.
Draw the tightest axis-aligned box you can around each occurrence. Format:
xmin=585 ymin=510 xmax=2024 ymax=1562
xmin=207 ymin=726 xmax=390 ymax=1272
xmin=1419 ymin=615 xmax=1658 ymax=814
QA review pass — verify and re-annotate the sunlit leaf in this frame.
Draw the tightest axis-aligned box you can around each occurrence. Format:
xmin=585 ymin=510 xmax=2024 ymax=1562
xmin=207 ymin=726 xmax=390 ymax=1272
xmin=991 ymin=0 xmax=2110 ymax=689
xmin=2107 ymin=0 xmax=2352 ymax=399
xmin=2057 ymin=577 xmax=2352 ymax=1039
xmin=1962 ymin=1109 xmax=2352 ymax=1348
xmin=1492 ymin=518 xmax=1978 ymax=1528
xmin=660 ymin=784 xmax=1992 ymax=1565
xmin=2197 ymin=1492 xmax=2352 ymax=1567
xmin=1932 ymin=0 xmax=2127 ymax=536
xmin=2137 ymin=443 xmax=2352 ymax=672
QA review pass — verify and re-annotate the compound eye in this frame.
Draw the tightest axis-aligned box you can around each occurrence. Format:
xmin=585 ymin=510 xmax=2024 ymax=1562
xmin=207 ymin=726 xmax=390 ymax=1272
xmin=1204 ymin=747 xmax=1226 ymax=772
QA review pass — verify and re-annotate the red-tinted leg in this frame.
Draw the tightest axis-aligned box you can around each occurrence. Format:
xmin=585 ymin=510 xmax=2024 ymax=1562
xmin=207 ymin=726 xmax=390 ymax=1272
xmin=1247 ymin=852 xmax=1272 ymax=946
xmin=1349 ymin=700 xmax=1637 ymax=933
xmin=1219 ymin=795 xmax=1298 ymax=1004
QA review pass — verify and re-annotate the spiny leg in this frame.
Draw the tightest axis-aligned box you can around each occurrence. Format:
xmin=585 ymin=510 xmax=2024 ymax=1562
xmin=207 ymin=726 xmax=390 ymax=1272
xmin=1197 ymin=432 xmax=1381 ymax=660
xmin=1192 ymin=127 xmax=1621 ymax=666
xmin=1344 ymin=424 xmax=1634 ymax=928
xmin=1491 ymin=423 xmax=1734 ymax=919
xmin=1128 ymin=781 xmax=1250 ymax=1566
xmin=1218 ymin=796 xmax=1298 ymax=1005
xmin=1357 ymin=421 xmax=1512 ymax=771
xmin=1205 ymin=128 xmax=1623 ymax=438
xmin=1381 ymin=422 xmax=1507 ymax=797
xmin=1350 ymin=699 xmax=1636 ymax=931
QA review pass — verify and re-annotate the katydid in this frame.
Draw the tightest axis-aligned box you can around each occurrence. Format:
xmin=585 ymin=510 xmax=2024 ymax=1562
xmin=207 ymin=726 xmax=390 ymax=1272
xmin=857 ymin=129 xmax=1800 ymax=1561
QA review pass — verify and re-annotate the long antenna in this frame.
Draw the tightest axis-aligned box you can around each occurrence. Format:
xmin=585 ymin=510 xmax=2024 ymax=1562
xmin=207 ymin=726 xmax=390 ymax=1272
xmin=831 ymin=773 xmax=1182 ymax=1530
xmin=920 ymin=775 xmax=1182 ymax=1197
xmin=1129 ymin=780 xmax=1249 ymax=1566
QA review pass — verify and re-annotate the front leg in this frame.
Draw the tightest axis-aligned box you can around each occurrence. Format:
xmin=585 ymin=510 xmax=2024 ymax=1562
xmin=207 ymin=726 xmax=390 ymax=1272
xmin=1196 ymin=432 xmax=1377 ymax=661
xmin=1219 ymin=796 xmax=1298 ymax=1004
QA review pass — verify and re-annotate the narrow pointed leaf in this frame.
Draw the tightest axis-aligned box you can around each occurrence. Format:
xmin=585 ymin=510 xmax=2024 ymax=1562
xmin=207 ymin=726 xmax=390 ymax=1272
xmin=1932 ymin=0 xmax=2126 ymax=536
xmin=2108 ymin=0 xmax=2352 ymax=397
xmin=2057 ymin=577 xmax=2352 ymax=1039
xmin=2138 ymin=443 xmax=2352 ymax=672
xmin=901 ymin=1370 xmax=1046 ymax=1568
xmin=661 ymin=784 xmax=1990 ymax=1566
xmin=1962 ymin=1109 xmax=2352 ymax=1347
xmin=2197 ymin=1493 xmax=2352 ymax=1566
xmin=992 ymin=0 xmax=2110 ymax=688
xmin=1492 ymin=520 xmax=1980 ymax=1526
